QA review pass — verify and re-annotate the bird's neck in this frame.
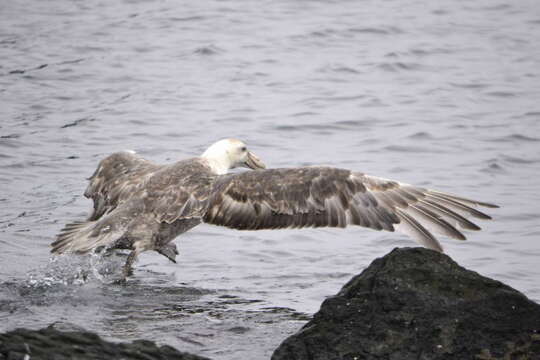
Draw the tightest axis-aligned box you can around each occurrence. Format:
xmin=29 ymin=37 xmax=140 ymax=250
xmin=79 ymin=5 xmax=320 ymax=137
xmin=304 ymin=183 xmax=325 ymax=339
xmin=201 ymin=152 xmax=232 ymax=175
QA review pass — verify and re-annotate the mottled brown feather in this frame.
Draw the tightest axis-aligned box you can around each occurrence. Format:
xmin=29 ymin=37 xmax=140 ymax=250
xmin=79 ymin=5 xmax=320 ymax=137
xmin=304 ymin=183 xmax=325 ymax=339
xmin=53 ymin=155 xmax=216 ymax=255
xmin=203 ymin=167 xmax=496 ymax=252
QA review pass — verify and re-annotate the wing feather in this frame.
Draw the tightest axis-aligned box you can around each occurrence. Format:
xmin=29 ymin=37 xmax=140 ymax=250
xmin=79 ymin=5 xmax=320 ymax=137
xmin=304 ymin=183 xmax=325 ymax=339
xmin=51 ymin=200 xmax=145 ymax=254
xmin=124 ymin=159 xmax=217 ymax=224
xmin=425 ymin=193 xmax=492 ymax=220
xmin=84 ymin=151 xmax=159 ymax=221
xmin=394 ymin=208 xmax=443 ymax=252
xmin=203 ymin=167 xmax=497 ymax=252
xmin=418 ymin=199 xmax=482 ymax=231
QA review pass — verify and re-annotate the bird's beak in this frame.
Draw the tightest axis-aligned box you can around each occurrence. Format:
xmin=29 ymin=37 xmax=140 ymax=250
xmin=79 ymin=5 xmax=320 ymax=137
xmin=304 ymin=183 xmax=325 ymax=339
xmin=244 ymin=151 xmax=266 ymax=170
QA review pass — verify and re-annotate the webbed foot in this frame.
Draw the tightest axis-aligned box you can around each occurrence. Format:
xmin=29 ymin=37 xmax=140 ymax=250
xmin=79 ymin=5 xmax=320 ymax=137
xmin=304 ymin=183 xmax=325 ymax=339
xmin=156 ymin=243 xmax=179 ymax=263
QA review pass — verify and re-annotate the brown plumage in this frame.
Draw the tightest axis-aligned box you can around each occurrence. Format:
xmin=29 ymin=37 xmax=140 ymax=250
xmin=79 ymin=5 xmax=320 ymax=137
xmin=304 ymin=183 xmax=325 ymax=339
xmin=202 ymin=168 xmax=497 ymax=251
xmin=51 ymin=139 xmax=498 ymax=279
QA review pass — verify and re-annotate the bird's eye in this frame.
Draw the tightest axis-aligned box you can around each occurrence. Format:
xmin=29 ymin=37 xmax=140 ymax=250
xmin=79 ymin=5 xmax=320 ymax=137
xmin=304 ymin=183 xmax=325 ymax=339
xmin=241 ymin=146 xmax=247 ymax=152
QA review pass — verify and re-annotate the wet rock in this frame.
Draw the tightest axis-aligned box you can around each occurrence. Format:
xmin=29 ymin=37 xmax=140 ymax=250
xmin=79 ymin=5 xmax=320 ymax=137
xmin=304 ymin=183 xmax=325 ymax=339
xmin=0 ymin=326 xmax=211 ymax=360
xmin=272 ymin=247 xmax=540 ymax=360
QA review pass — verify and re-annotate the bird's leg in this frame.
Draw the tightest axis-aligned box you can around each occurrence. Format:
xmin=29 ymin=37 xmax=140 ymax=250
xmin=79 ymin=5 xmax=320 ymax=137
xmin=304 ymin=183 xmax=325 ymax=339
xmin=122 ymin=247 xmax=141 ymax=280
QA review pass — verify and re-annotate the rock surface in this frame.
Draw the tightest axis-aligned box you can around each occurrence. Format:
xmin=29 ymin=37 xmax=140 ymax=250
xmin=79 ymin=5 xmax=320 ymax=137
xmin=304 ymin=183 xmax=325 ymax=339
xmin=272 ymin=247 xmax=540 ymax=360
xmin=0 ymin=326 xmax=211 ymax=360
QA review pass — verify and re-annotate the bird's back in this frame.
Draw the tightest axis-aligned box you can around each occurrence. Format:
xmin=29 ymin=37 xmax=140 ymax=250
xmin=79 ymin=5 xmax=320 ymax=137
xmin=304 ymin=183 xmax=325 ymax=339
xmin=141 ymin=158 xmax=217 ymax=223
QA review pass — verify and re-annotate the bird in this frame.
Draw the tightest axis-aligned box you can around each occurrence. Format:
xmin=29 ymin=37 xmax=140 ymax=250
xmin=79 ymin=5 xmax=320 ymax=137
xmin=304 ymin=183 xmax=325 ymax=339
xmin=52 ymin=138 xmax=498 ymax=279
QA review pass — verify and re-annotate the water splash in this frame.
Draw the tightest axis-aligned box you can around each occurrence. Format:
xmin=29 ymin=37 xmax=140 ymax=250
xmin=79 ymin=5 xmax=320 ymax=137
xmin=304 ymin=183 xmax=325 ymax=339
xmin=25 ymin=255 xmax=91 ymax=288
xmin=24 ymin=250 xmax=128 ymax=288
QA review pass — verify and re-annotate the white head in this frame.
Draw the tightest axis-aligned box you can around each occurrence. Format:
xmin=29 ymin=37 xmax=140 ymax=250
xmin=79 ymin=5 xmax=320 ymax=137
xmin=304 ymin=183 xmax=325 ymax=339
xmin=201 ymin=138 xmax=266 ymax=175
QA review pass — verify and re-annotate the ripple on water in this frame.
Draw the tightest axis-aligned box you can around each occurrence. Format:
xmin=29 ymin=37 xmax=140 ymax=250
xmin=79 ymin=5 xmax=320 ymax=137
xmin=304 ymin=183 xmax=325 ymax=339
xmin=168 ymin=16 xmax=206 ymax=22
xmin=377 ymin=62 xmax=425 ymax=72
xmin=193 ymin=45 xmax=224 ymax=56
xmin=516 ymin=111 xmax=540 ymax=121
xmin=489 ymin=134 xmax=540 ymax=143
xmin=480 ymin=162 xmax=507 ymax=175
xmin=61 ymin=117 xmax=96 ymax=129
xmin=485 ymin=90 xmax=518 ymax=98
xmin=405 ymin=131 xmax=435 ymax=140
xmin=449 ymin=82 xmax=490 ymax=89
xmin=0 ymin=137 xmax=24 ymax=150
xmin=272 ymin=119 xmax=371 ymax=133
xmin=300 ymin=95 xmax=367 ymax=104
xmin=307 ymin=26 xmax=402 ymax=39
xmin=319 ymin=64 xmax=361 ymax=74
xmin=347 ymin=26 xmax=403 ymax=35
xmin=381 ymin=145 xmax=445 ymax=154
xmin=409 ymin=47 xmax=454 ymax=56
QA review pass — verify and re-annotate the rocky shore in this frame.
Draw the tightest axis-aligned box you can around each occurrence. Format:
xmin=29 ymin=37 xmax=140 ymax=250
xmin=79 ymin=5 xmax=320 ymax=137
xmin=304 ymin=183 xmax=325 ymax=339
xmin=272 ymin=247 xmax=540 ymax=360
xmin=0 ymin=326 xmax=210 ymax=360
xmin=2 ymin=248 xmax=540 ymax=360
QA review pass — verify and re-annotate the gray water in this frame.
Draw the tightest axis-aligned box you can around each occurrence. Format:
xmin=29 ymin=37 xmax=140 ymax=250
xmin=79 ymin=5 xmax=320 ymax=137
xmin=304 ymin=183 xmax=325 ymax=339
xmin=1 ymin=0 xmax=540 ymax=358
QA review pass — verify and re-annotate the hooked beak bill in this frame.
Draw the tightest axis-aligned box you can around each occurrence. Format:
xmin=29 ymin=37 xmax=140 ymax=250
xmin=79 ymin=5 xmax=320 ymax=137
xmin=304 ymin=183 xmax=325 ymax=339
xmin=244 ymin=151 xmax=266 ymax=170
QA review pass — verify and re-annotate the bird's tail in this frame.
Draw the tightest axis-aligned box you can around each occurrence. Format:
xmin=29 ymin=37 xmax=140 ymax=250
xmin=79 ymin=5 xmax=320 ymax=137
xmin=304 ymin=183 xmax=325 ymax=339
xmin=51 ymin=206 xmax=135 ymax=254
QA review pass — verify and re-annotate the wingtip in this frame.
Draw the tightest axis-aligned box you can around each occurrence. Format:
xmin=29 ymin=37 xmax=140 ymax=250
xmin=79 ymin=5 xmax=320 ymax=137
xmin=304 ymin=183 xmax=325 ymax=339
xmin=428 ymin=190 xmax=500 ymax=210
xmin=478 ymin=213 xmax=492 ymax=220
xmin=474 ymin=200 xmax=500 ymax=209
xmin=432 ymin=242 xmax=444 ymax=253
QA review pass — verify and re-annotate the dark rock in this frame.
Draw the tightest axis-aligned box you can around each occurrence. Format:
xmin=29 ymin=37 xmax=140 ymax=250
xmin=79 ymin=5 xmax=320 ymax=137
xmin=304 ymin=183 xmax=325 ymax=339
xmin=272 ymin=247 xmax=540 ymax=360
xmin=0 ymin=326 xmax=211 ymax=360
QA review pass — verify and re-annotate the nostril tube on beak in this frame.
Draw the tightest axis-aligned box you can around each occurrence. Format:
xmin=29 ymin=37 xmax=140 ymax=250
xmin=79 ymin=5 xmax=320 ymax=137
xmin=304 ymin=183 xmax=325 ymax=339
xmin=245 ymin=151 xmax=266 ymax=170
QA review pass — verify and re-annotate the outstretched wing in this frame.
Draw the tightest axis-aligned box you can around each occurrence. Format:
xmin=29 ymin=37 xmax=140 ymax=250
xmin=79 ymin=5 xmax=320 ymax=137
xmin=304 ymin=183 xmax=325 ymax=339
xmin=84 ymin=151 xmax=160 ymax=220
xmin=202 ymin=167 xmax=498 ymax=252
